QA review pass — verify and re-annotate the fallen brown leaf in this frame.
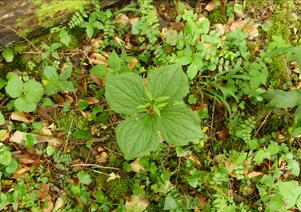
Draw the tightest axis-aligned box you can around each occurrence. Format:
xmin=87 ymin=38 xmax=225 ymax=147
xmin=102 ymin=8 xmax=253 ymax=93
xmin=11 ymin=112 xmax=34 ymax=123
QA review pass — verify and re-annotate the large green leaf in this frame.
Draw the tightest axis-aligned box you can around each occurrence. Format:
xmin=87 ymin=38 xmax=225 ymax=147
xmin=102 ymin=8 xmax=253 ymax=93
xmin=105 ymin=72 xmax=147 ymax=114
xmin=23 ymin=80 xmax=44 ymax=103
xmin=158 ymin=104 xmax=201 ymax=146
xmin=277 ymin=181 xmax=301 ymax=209
xmin=264 ymin=89 xmax=301 ymax=108
xmin=5 ymin=76 xmax=23 ymax=98
xmin=147 ymin=64 xmax=189 ymax=103
xmin=116 ymin=114 xmax=160 ymax=160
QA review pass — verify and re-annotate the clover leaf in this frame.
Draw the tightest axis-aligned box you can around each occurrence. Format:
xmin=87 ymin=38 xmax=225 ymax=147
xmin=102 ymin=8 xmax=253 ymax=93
xmin=105 ymin=64 xmax=201 ymax=160
xmin=5 ymin=75 xmax=44 ymax=112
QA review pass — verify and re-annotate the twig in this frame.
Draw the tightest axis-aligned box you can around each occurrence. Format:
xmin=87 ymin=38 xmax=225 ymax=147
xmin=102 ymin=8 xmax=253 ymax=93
xmin=0 ymin=23 xmax=41 ymax=53
xmin=92 ymin=170 xmax=110 ymax=176
xmin=64 ymin=118 xmax=74 ymax=151
xmin=71 ymin=163 xmax=120 ymax=170
xmin=255 ymin=112 xmax=271 ymax=136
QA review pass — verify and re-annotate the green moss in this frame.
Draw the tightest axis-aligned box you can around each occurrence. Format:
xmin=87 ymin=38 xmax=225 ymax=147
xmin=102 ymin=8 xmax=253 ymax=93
xmin=106 ymin=179 xmax=130 ymax=201
xmin=208 ymin=5 xmax=228 ymax=24
xmin=35 ymin=1 xmax=88 ymax=25
xmin=267 ymin=56 xmax=289 ymax=89
xmin=95 ymin=175 xmax=130 ymax=201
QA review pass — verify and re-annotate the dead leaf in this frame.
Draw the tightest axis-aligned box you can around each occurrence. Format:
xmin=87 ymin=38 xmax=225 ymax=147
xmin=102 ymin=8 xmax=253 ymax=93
xmin=214 ymin=24 xmax=225 ymax=36
xmin=128 ymin=57 xmax=138 ymax=70
xmin=107 ymin=172 xmax=121 ymax=182
xmin=216 ymin=128 xmax=229 ymax=142
xmin=88 ymin=53 xmax=108 ymax=65
xmin=244 ymin=24 xmax=259 ymax=40
xmin=10 ymin=131 xmax=27 ymax=144
xmin=205 ymin=1 xmax=216 ymax=12
xmin=13 ymin=166 xmax=31 ymax=178
xmin=116 ymin=13 xmax=130 ymax=25
xmin=43 ymin=199 xmax=54 ymax=212
xmin=54 ymin=197 xmax=65 ymax=211
xmin=230 ymin=20 xmax=245 ymax=32
xmin=247 ymin=171 xmax=264 ymax=179
xmin=11 ymin=112 xmax=34 ymax=123
xmin=39 ymin=183 xmax=50 ymax=199
xmin=225 ymin=159 xmax=237 ymax=175
xmin=130 ymin=159 xmax=145 ymax=173
xmin=125 ymin=195 xmax=149 ymax=212
xmin=96 ymin=151 xmax=109 ymax=163
xmin=84 ymin=97 xmax=99 ymax=105
xmin=12 ymin=153 xmax=35 ymax=164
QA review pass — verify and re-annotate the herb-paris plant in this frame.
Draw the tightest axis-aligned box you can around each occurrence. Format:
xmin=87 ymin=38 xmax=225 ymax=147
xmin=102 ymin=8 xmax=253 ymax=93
xmin=105 ymin=64 xmax=201 ymax=160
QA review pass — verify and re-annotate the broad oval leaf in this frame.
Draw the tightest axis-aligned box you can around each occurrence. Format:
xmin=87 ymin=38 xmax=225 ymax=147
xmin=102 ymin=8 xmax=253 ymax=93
xmin=264 ymin=89 xmax=301 ymax=108
xmin=105 ymin=72 xmax=147 ymax=114
xmin=147 ymin=64 xmax=189 ymax=103
xmin=23 ymin=80 xmax=44 ymax=103
xmin=5 ymin=76 xmax=23 ymax=98
xmin=116 ymin=114 xmax=160 ymax=160
xmin=158 ymin=104 xmax=201 ymax=146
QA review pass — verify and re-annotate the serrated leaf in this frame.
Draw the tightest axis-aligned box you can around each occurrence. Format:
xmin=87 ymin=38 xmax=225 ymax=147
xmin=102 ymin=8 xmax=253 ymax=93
xmin=116 ymin=114 xmax=160 ymax=160
xmin=43 ymin=66 xmax=59 ymax=80
xmin=5 ymin=76 xmax=23 ymax=98
xmin=105 ymin=72 xmax=147 ymax=114
xmin=147 ymin=64 xmax=189 ymax=103
xmin=158 ymin=104 xmax=201 ymax=146
xmin=264 ymin=89 xmax=301 ymax=108
xmin=60 ymin=65 xmax=73 ymax=80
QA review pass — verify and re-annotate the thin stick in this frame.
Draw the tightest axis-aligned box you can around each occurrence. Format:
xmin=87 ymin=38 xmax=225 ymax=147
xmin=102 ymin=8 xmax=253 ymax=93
xmin=255 ymin=112 xmax=271 ymax=136
xmin=64 ymin=118 xmax=74 ymax=151
xmin=71 ymin=163 xmax=120 ymax=170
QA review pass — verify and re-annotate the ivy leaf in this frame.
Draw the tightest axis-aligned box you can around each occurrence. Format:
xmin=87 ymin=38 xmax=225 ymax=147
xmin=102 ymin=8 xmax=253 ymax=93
xmin=1 ymin=48 xmax=14 ymax=63
xmin=5 ymin=76 xmax=23 ymax=98
xmin=116 ymin=114 xmax=160 ymax=160
xmin=147 ymin=64 xmax=189 ymax=103
xmin=158 ymin=104 xmax=201 ymax=146
xmin=105 ymin=72 xmax=147 ymax=115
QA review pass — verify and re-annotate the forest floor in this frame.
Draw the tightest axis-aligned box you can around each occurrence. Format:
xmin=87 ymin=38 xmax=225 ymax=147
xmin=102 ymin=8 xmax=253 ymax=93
xmin=1 ymin=0 xmax=301 ymax=211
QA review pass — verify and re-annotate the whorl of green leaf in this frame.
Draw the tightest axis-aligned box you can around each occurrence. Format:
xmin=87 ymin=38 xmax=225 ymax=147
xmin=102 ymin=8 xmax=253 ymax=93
xmin=105 ymin=64 xmax=201 ymax=160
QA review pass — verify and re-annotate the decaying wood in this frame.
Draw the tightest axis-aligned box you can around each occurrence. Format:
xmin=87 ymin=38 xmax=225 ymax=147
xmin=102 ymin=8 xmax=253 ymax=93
xmin=0 ymin=0 xmax=123 ymax=50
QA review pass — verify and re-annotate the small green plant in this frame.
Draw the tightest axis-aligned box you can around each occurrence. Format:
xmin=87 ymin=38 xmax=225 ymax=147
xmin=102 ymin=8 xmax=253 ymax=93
xmin=5 ymin=73 xmax=44 ymax=112
xmin=42 ymin=65 xmax=74 ymax=95
xmin=105 ymin=64 xmax=202 ymax=159
xmin=1 ymin=48 xmax=14 ymax=63
xmin=264 ymin=89 xmax=301 ymax=136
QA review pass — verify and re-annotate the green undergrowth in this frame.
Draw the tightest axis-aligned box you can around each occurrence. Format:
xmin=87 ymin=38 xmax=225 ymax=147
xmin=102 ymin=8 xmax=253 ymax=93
xmin=0 ymin=0 xmax=301 ymax=211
